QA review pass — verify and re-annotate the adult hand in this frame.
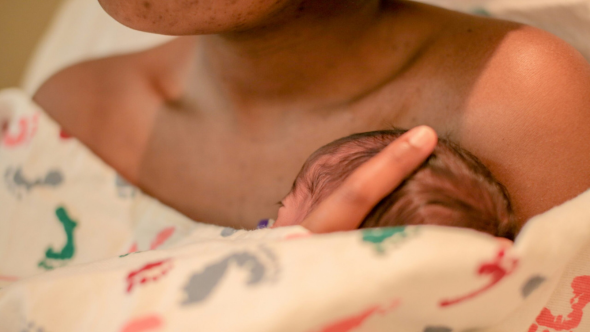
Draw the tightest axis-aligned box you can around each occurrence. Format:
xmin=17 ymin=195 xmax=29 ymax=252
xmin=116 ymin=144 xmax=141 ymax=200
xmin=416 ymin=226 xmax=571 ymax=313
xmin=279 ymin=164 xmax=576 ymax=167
xmin=300 ymin=126 xmax=438 ymax=233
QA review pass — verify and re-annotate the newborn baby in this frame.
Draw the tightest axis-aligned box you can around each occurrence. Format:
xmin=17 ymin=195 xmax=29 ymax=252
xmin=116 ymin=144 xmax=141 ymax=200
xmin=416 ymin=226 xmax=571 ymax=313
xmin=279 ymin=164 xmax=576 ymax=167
xmin=275 ymin=129 xmax=517 ymax=240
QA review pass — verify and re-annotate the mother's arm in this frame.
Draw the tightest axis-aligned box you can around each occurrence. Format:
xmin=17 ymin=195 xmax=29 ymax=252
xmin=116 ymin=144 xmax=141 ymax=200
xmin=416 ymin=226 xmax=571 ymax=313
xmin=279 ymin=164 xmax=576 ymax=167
xmin=459 ymin=26 xmax=590 ymax=225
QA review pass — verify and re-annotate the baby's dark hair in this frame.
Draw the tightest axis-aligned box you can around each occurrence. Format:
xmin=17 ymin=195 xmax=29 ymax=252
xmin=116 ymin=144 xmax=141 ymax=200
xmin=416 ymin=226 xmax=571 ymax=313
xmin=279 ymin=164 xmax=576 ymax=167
xmin=292 ymin=129 xmax=517 ymax=240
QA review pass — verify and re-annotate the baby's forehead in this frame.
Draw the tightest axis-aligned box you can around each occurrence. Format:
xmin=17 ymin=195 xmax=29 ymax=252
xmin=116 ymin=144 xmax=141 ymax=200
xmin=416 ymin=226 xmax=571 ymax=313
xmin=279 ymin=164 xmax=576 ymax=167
xmin=294 ymin=138 xmax=387 ymax=191
xmin=310 ymin=136 xmax=391 ymax=167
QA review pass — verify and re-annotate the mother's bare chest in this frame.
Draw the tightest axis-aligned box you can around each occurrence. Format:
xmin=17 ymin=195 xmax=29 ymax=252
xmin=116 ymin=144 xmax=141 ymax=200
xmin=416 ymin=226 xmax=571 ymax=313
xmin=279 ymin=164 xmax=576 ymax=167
xmin=137 ymin=106 xmax=386 ymax=228
xmin=135 ymin=76 xmax=463 ymax=228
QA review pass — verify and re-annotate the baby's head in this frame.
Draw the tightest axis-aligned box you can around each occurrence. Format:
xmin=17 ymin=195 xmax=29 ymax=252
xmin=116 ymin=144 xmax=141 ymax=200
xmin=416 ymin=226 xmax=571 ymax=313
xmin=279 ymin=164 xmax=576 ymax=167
xmin=276 ymin=129 xmax=516 ymax=240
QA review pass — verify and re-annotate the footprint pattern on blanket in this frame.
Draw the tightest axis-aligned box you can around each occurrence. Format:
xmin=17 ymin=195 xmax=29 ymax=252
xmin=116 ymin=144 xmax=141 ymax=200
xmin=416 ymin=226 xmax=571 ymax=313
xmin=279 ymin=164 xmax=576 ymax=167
xmin=38 ymin=206 xmax=78 ymax=271
xmin=1 ymin=114 xmax=38 ymax=148
xmin=59 ymin=128 xmax=72 ymax=140
xmin=528 ymin=275 xmax=590 ymax=332
xmin=361 ymin=226 xmax=418 ymax=254
xmin=439 ymin=248 xmax=518 ymax=307
xmin=116 ymin=174 xmax=137 ymax=198
xmin=126 ymin=259 xmax=174 ymax=293
xmin=522 ymin=275 xmax=546 ymax=298
xmin=182 ymin=251 xmax=271 ymax=305
xmin=123 ymin=226 xmax=176 ymax=256
xmin=0 ymin=274 xmax=19 ymax=283
xmin=309 ymin=299 xmax=400 ymax=332
xmin=4 ymin=166 xmax=64 ymax=198
xmin=120 ymin=314 xmax=163 ymax=332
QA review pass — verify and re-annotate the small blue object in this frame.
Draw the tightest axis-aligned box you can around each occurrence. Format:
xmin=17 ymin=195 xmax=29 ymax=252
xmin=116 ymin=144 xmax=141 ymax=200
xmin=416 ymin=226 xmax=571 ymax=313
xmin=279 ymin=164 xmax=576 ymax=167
xmin=257 ymin=219 xmax=270 ymax=229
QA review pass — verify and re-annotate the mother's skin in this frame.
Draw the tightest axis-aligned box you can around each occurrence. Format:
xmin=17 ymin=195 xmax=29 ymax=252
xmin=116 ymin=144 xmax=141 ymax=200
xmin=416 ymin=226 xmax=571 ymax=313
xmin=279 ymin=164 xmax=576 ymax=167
xmin=34 ymin=0 xmax=590 ymax=229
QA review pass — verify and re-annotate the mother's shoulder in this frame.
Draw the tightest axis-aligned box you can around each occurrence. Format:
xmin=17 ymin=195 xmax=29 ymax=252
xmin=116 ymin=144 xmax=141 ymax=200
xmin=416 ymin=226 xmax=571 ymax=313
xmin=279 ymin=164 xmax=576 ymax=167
xmin=456 ymin=24 xmax=590 ymax=222
xmin=471 ymin=23 xmax=589 ymax=101
xmin=461 ymin=23 xmax=590 ymax=142
xmin=32 ymin=38 xmax=194 ymax=181
xmin=33 ymin=37 xmax=192 ymax=116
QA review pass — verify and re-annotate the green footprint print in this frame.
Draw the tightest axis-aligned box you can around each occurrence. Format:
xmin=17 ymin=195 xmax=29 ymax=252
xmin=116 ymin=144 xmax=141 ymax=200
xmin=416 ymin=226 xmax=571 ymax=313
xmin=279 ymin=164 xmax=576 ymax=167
xmin=361 ymin=226 xmax=418 ymax=254
xmin=38 ymin=206 xmax=78 ymax=270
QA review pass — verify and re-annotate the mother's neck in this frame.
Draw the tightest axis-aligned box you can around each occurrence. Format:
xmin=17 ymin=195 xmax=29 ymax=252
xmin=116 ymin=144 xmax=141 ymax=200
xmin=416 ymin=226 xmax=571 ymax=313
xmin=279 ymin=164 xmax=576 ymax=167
xmin=188 ymin=0 xmax=426 ymax=112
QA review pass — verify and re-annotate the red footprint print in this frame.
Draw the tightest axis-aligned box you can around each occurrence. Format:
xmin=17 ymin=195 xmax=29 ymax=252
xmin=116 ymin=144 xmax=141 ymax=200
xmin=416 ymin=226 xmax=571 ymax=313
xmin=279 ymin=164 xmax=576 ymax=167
xmin=126 ymin=227 xmax=175 ymax=254
xmin=0 ymin=274 xmax=19 ymax=282
xmin=2 ymin=114 xmax=38 ymax=147
xmin=59 ymin=129 xmax=72 ymax=139
xmin=529 ymin=275 xmax=590 ymax=332
xmin=150 ymin=227 xmax=175 ymax=250
xmin=120 ymin=314 xmax=163 ymax=332
xmin=126 ymin=259 xmax=173 ymax=293
xmin=439 ymin=248 xmax=518 ymax=307
xmin=311 ymin=300 xmax=400 ymax=332
xmin=126 ymin=242 xmax=139 ymax=255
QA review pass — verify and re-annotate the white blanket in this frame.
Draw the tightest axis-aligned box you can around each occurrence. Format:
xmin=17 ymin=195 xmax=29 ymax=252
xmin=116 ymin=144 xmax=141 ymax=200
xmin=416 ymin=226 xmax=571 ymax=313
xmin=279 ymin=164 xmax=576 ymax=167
xmin=4 ymin=0 xmax=590 ymax=330
xmin=1 ymin=89 xmax=590 ymax=332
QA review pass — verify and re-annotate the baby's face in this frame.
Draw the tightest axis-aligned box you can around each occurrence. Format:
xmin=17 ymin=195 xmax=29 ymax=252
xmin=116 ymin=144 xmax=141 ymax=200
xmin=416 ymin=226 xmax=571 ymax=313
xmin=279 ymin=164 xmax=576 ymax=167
xmin=274 ymin=152 xmax=346 ymax=228
xmin=274 ymin=188 xmax=313 ymax=227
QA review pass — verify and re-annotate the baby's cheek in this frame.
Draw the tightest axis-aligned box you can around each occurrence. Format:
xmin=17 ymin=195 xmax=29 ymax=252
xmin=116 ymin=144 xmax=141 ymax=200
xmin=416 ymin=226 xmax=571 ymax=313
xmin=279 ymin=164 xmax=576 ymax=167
xmin=274 ymin=206 xmax=304 ymax=227
xmin=274 ymin=206 xmax=292 ymax=227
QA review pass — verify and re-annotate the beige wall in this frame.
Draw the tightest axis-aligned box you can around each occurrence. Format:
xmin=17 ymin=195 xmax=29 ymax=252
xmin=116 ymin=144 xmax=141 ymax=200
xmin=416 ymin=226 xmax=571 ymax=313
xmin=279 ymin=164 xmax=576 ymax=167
xmin=0 ymin=0 xmax=63 ymax=90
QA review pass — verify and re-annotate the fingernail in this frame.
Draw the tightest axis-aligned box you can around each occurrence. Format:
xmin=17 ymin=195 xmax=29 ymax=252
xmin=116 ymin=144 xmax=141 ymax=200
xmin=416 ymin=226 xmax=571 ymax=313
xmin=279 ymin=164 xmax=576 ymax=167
xmin=408 ymin=126 xmax=434 ymax=148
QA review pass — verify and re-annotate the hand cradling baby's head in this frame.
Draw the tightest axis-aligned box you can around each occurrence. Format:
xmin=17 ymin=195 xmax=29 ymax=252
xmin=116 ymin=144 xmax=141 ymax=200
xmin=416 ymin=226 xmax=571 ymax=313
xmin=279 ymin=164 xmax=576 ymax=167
xmin=276 ymin=129 xmax=516 ymax=240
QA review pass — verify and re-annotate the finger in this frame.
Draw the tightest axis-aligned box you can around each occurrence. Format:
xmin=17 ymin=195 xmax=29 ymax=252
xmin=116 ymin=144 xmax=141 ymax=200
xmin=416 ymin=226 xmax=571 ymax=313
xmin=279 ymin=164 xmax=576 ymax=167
xmin=300 ymin=126 xmax=438 ymax=233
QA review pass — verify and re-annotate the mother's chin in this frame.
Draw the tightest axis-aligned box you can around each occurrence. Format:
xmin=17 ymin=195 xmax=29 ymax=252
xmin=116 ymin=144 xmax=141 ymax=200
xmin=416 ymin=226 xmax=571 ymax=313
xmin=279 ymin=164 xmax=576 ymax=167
xmin=97 ymin=0 xmax=295 ymax=35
